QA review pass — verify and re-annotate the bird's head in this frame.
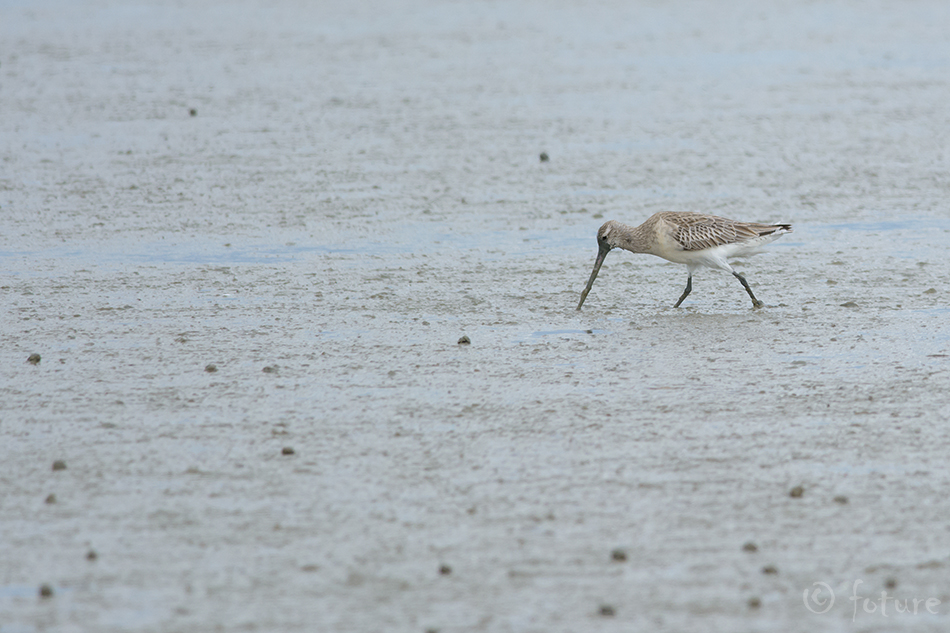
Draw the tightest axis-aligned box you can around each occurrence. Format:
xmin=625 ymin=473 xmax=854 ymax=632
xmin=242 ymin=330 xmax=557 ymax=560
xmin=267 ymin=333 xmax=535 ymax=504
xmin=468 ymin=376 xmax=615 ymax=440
xmin=597 ymin=220 xmax=620 ymax=250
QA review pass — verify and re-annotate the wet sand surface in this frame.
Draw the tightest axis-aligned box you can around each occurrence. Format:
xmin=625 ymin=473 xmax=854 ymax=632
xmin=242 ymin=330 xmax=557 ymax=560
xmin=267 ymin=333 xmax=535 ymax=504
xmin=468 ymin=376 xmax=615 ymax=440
xmin=3 ymin=1 xmax=950 ymax=631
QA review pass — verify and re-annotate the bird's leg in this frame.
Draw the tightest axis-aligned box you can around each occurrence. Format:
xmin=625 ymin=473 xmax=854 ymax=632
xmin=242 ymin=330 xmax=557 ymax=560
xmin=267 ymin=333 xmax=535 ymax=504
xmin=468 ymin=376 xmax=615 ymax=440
xmin=673 ymin=275 xmax=692 ymax=308
xmin=733 ymin=271 xmax=764 ymax=308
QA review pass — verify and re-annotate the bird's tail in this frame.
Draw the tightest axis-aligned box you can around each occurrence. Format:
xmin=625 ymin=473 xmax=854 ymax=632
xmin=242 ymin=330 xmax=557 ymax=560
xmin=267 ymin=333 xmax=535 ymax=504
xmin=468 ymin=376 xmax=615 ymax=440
xmin=762 ymin=223 xmax=792 ymax=235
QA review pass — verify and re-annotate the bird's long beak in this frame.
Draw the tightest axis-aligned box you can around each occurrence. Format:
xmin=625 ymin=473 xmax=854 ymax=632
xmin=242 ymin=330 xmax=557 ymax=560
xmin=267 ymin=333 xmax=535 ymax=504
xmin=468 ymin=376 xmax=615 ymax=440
xmin=576 ymin=242 xmax=611 ymax=310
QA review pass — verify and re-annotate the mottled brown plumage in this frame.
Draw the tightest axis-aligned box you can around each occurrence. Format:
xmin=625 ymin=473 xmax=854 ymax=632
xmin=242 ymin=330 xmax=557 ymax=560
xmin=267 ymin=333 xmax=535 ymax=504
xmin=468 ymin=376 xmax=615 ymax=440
xmin=671 ymin=214 xmax=790 ymax=251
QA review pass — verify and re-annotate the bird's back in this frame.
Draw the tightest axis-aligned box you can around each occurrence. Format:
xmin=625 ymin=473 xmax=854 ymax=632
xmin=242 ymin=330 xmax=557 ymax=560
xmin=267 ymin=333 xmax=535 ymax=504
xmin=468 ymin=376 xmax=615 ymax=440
xmin=655 ymin=211 xmax=791 ymax=252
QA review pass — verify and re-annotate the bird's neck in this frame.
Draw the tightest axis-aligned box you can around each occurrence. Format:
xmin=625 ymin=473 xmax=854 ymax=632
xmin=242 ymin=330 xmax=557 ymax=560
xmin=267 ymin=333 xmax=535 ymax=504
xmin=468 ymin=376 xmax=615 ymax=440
xmin=612 ymin=221 xmax=653 ymax=254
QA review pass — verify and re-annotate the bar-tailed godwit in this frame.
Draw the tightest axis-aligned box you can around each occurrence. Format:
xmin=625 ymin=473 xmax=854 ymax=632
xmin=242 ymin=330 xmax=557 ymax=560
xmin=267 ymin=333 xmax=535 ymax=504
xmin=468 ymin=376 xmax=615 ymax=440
xmin=576 ymin=211 xmax=792 ymax=310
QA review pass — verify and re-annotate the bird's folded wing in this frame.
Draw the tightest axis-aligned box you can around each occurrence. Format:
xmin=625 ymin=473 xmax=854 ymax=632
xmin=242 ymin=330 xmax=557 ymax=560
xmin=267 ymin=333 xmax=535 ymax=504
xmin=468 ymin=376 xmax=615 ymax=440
xmin=673 ymin=216 xmax=777 ymax=251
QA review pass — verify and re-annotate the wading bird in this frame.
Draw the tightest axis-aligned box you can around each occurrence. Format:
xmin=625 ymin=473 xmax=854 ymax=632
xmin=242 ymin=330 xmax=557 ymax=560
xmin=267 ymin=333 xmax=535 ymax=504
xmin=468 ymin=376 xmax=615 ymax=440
xmin=576 ymin=211 xmax=792 ymax=310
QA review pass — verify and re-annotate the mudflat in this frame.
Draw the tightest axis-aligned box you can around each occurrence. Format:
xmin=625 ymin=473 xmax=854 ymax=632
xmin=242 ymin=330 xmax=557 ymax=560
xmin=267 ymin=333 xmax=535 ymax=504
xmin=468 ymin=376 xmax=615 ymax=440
xmin=3 ymin=1 xmax=950 ymax=631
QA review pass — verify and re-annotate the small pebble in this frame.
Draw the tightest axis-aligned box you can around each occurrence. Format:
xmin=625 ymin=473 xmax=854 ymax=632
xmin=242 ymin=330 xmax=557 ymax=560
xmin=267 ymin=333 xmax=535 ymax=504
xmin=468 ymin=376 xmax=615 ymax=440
xmin=742 ymin=541 xmax=758 ymax=553
xmin=885 ymin=577 xmax=898 ymax=589
xmin=189 ymin=108 xmax=197 ymax=117
xmin=45 ymin=494 xmax=56 ymax=504
xmin=789 ymin=485 xmax=804 ymax=498
xmin=204 ymin=364 xmax=217 ymax=373
xmin=86 ymin=549 xmax=98 ymax=561
xmin=539 ymin=151 xmax=549 ymax=162
xmin=833 ymin=495 xmax=849 ymax=504
xmin=748 ymin=596 xmax=761 ymax=609
xmin=39 ymin=584 xmax=53 ymax=598
xmin=28 ymin=353 xmax=41 ymax=365
xmin=457 ymin=336 xmax=471 ymax=345
xmin=762 ymin=565 xmax=778 ymax=575
xmin=281 ymin=447 xmax=295 ymax=455
xmin=52 ymin=460 xmax=67 ymax=471
xmin=598 ymin=604 xmax=615 ymax=617
xmin=610 ymin=548 xmax=627 ymax=562
xmin=438 ymin=564 xmax=452 ymax=575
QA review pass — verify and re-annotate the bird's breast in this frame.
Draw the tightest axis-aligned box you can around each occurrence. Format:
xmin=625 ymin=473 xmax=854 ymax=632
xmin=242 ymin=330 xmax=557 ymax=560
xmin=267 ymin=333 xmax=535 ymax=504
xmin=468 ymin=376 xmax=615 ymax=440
xmin=650 ymin=229 xmax=688 ymax=261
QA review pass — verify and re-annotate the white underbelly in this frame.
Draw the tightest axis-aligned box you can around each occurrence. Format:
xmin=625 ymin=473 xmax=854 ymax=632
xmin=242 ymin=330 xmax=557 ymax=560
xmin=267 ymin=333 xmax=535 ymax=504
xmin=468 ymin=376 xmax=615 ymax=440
xmin=652 ymin=238 xmax=775 ymax=271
